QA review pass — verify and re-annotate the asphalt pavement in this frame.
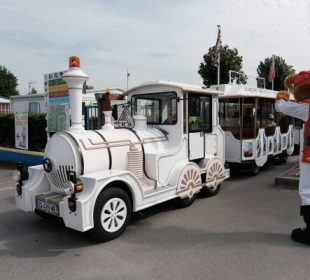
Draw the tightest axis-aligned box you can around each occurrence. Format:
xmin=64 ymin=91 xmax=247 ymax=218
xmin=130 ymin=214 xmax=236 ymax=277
xmin=0 ymin=157 xmax=309 ymax=280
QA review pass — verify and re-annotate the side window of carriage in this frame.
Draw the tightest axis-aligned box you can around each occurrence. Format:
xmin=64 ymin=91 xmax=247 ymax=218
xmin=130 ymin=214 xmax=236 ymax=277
xmin=188 ymin=94 xmax=212 ymax=133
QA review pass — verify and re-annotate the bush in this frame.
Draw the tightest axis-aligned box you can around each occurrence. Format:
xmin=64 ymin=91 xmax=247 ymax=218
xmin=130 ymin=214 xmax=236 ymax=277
xmin=28 ymin=113 xmax=47 ymax=151
xmin=0 ymin=113 xmax=15 ymax=147
xmin=0 ymin=113 xmax=47 ymax=151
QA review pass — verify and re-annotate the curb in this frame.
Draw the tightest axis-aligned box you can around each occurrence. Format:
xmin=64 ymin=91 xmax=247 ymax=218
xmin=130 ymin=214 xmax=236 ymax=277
xmin=274 ymin=164 xmax=299 ymax=188
xmin=0 ymin=147 xmax=44 ymax=165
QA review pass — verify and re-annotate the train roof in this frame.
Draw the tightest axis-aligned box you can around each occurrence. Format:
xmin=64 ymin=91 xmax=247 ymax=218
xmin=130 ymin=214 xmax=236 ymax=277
xmin=125 ymin=80 xmax=223 ymax=96
xmin=211 ymin=84 xmax=295 ymax=100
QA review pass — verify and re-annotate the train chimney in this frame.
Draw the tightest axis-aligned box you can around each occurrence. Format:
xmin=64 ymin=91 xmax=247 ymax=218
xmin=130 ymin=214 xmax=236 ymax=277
xmin=62 ymin=56 xmax=89 ymax=132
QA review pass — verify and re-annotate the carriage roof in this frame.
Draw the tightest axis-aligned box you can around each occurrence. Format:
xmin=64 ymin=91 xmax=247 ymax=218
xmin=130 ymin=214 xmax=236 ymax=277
xmin=125 ymin=80 xmax=223 ymax=97
xmin=211 ymin=84 xmax=295 ymax=100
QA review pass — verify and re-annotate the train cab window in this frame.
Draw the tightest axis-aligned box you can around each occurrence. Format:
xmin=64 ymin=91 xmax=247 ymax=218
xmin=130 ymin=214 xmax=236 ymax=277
xmin=131 ymin=92 xmax=177 ymax=125
xmin=188 ymin=94 xmax=212 ymax=133
xmin=188 ymin=96 xmax=201 ymax=132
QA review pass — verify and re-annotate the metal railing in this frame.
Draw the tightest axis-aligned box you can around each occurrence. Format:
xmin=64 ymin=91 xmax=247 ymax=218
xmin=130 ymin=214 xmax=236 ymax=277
xmin=228 ymin=70 xmax=266 ymax=88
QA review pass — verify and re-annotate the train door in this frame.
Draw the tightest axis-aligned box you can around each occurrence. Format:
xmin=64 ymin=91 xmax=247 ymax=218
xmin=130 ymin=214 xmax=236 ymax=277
xmin=188 ymin=93 xmax=212 ymax=160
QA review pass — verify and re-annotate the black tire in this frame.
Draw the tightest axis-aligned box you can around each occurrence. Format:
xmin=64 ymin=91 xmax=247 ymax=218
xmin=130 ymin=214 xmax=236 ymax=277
xmin=200 ymin=184 xmax=221 ymax=197
xmin=248 ymin=165 xmax=259 ymax=176
xmin=89 ymin=187 xmax=132 ymax=242
xmin=280 ymin=154 xmax=288 ymax=163
xmin=175 ymin=195 xmax=196 ymax=208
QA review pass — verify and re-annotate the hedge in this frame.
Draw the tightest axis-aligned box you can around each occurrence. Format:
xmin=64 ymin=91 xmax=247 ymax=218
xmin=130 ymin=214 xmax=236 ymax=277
xmin=0 ymin=113 xmax=47 ymax=152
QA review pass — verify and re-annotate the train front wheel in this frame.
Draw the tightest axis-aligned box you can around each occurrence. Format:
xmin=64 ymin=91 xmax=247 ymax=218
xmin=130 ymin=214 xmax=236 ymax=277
xmin=89 ymin=187 xmax=132 ymax=242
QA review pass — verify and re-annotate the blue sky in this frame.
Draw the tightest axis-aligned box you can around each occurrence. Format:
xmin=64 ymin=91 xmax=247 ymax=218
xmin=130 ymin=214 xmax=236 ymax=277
xmin=1 ymin=0 xmax=310 ymax=94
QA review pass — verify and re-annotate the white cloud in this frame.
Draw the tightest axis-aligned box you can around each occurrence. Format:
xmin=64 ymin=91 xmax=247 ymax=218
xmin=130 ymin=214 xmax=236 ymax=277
xmin=0 ymin=0 xmax=309 ymax=94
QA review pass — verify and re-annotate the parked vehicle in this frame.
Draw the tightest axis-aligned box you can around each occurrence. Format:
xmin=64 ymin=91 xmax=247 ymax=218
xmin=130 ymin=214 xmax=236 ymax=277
xmin=15 ymin=57 xmax=229 ymax=241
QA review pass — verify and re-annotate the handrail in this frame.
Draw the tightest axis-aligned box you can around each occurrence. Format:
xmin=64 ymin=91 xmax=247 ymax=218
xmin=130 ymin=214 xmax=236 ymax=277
xmin=228 ymin=70 xmax=266 ymax=88
xmin=79 ymin=135 xmax=167 ymax=151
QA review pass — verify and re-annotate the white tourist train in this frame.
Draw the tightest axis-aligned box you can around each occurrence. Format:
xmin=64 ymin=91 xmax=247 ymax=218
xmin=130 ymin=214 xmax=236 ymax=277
xmin=211 ymin=83 xmax=295 ymax=174
xmin=15 ymin=57 xmax=229 ymax=241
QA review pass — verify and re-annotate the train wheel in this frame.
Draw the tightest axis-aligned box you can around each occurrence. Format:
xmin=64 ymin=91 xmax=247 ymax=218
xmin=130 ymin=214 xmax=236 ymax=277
xmin=200 ymin=184 xmax=221 ymax=197
xmin=249 ymin=165 xmax=260 ymax=176
xmin=280 ymin=154 xmax=288 ymax=163
xmin=89 ymin=188 xmax=132 ymax=242
xmin=175 ymin=164 xmax=201 ymax=208
xmin=176 ymin=195 xmax=197 ymax=208
xmin=201 ymin=159 xmax=224 ymax=197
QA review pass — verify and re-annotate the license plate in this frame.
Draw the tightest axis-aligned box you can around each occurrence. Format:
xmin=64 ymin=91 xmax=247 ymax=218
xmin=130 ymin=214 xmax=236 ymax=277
xmin=35 ymin=200 xmax=59 ymax=216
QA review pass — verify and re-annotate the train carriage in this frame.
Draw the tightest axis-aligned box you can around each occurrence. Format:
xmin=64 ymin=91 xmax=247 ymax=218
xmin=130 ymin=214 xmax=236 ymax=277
xmin=213 ymin=84 xmax=295 ymax=174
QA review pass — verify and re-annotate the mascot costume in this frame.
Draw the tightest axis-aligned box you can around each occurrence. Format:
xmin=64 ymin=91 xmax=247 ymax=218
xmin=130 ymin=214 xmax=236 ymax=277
xmin=276 ymin=70 xmax=310 ymax=245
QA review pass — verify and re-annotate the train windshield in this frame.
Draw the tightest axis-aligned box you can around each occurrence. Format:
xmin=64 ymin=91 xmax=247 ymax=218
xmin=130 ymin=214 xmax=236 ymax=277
xmin=131 ymin=92 xmax=177 ymax=125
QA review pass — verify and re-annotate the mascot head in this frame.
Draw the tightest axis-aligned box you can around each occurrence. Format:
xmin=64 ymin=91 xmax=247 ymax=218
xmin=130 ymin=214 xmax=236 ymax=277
xmin=285 ymin=70 xmax=310 ymax=102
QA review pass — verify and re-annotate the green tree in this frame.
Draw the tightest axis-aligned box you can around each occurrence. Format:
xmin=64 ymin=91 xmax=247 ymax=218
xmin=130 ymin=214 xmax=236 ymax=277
xmin=30 ymin=87 xmax=37 ymax=94
xmin=198 ymin=45 xmax=247 ymax=87
xmin=0 ymin=65 xmax=19 ymax=97
xmin=257 ymin=56 xmax=295 ymax=90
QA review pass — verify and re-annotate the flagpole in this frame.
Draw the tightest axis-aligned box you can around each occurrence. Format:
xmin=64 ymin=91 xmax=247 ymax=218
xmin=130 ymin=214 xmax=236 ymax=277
xmin=127 ymin=69 xmax=129 ymax=90
xmin=211 ymin=24 xmax=222 ymax=86
xmin=217 ymin=25 xmax=221 ymax=86
xmin=268 ymin=54 xmax=275 ymax=90
xmin=217 ymin=49 xmax=220 ymax=86
xmin=272 ymin=54 xmax=274 ymax=90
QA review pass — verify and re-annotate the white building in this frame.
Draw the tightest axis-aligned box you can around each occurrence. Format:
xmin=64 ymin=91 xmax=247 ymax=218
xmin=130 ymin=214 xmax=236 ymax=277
xmin=10 ymin=92 xmax=99 ymax=114
xmin=10 ymin=94 xmax=46 ymax=113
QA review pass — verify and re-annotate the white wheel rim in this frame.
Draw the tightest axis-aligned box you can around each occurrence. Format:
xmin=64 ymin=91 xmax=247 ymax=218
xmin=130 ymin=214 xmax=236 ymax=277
xmin=101 ymin=198 xmax=127 ymax=233
xmin=177 ymin=165 xmax=201 ymax=198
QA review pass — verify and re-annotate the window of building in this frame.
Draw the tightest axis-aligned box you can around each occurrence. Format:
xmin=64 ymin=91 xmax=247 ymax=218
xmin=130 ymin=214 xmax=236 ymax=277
xmin=28 ymin=102 xmax=40 ymax=113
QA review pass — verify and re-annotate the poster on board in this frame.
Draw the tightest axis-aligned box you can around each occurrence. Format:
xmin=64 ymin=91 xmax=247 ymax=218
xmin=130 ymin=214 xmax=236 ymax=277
xmin=47 ymin=104 xmax=70 ymax=132
xmin=15 ymin=113 xmax=28 ymax=150
xmin=44 ymin=70 xmax=70 ymax=132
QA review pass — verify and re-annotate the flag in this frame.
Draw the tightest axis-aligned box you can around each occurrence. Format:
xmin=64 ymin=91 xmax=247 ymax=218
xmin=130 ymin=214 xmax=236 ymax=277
xmin=268 ymin=55 xmax=276 ymax=82
xmin=211 ymin=26 xmax=222 ymax=67
xmin=127 ymin=69 xmax=130 ymax=77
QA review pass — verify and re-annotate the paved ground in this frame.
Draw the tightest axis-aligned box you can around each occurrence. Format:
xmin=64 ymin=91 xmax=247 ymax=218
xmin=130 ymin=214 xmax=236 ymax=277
xmin=0 ymin=161 xmax=15 ymax=191
xmin=0 ymin=157 xmax=309 ymax=280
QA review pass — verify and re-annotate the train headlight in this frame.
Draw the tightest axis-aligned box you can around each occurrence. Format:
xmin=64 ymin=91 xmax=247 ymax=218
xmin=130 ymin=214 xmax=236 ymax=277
xmin=64 ymin=171 xmax=84 ymax=212
xmin=64 ymin=181 xmax=75 ymax=196
xmin=64 ymin=180 xmax=84 ymax=196
xmin=74 ymin=182 xmax=84 ymax=193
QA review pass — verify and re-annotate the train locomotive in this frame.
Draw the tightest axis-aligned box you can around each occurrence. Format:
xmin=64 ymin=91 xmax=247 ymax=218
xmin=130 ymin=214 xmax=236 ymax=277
xmin=15 ymin=57 xmax=229 ymax=241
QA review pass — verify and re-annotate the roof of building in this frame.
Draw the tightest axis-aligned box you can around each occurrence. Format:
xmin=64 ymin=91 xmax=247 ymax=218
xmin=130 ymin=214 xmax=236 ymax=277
xmin=0 ymin=96 xmax=10 ymax=103
xmin=10 ymin=93 xmax=45 ymax=99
